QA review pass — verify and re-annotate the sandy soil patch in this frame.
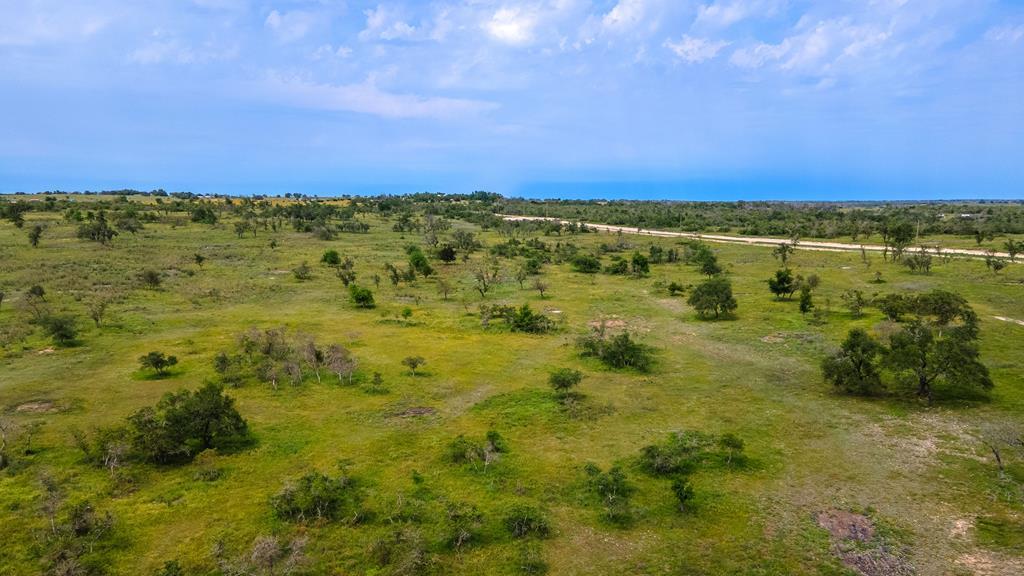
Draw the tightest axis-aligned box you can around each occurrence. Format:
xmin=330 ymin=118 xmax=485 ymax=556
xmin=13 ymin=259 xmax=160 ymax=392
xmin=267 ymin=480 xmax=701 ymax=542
xmin=950 ymin=517 xmax=973 ymax=539
xmin=588 ymin=318 xmax=627 ymax=330
xmin=394 ymin=407 xmax=437 ymax=418
xmin=15 ymin=400 xmax=60 ymax=413
xmin=993 ymin=316 xmax=1024 ymax=327
xmin=956 ymin=551 xmax=1024 ymax=576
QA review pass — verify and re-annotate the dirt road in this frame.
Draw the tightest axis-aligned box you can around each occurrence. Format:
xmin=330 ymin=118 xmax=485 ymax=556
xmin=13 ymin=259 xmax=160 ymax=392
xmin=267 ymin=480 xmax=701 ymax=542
xmin=500 ymin=215 xmax=1012 ymax=260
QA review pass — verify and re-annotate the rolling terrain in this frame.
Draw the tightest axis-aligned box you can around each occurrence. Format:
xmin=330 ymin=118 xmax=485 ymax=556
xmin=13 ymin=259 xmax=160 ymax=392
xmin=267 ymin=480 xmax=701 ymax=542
xmin=0 ymin=195 xmax=1022 ymax=575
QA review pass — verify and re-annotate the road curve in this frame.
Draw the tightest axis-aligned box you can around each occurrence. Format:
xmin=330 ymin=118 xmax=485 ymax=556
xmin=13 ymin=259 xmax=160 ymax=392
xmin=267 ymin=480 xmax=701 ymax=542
xmin=499 ymin=215 xmax=1012 ymax=260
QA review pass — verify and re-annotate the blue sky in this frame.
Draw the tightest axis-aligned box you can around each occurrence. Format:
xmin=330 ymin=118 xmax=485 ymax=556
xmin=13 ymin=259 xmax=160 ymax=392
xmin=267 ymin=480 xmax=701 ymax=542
xmin=1 ymin=0 xmax=1022 ymax=199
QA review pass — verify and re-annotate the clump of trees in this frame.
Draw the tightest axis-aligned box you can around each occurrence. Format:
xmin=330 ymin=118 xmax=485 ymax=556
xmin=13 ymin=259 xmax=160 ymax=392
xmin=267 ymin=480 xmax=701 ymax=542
xmin=479 ymin=304 xmax=555 ymax=333
xmin=35 ymin=475 xmax=117 ymax=575
xmin=571 ymin=254 xmax=602 ymax=274
xmin=213 ymin=535 xmax=309 ymax=576
xmin=503 ymin=504 xmax=550 ymax=539
xmin=636 ymin=430 xmax=746 ymax=515
xmin=368 ymin=527 xmax=432 ymax=574
xmin=639 ymin=430 xmax=747 ymax=475
xmin=583 ymin=463 xmax=635 ymax=526
xmin=880 ymin=220 xmax=916 ymax=261
xmin=684 ymin=242 xmax=722 ymax=277
xmin=215 ymin=329 xmax=358 ymax=389
xmin=822 ymin=329 xmax=884 ymax=396
xmin=127 ymin=383 xmax=250 ymax=464
xmin=76 ymin=210 xmax=118 ymax=244
xmin=407 ymin=246 xmax=434 ymax=277
xmin=447 ymin=430 xmax=508 ymax=470
xmin=577 ymin=329 xmax=654 ymax=372
xmin=823 ymin=290 xmax=993 ymax=403
xmin=444 ymin=501 xmax=484 ymax=552
xmin=272 ymin=467 xmax=364 ymax=524
xmin=75 ymin=383 xmax=251 ymax=469
xmin=903 ymin=249 xmax=933 ymax=274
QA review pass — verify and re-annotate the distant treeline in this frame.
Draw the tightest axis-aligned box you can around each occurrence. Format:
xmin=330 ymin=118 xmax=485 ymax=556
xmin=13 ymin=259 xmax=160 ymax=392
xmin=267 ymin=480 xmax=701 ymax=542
xmin=3 ymin=191 xmax=1023 ymax=238
xmin=494 ymin=199 xmax=1024 ymax=238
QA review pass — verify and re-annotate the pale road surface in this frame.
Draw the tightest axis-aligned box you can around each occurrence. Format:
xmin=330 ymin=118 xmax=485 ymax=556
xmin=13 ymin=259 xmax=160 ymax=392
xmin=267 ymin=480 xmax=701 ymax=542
xmin=500 ymin=215 xmax=1013 ymax=260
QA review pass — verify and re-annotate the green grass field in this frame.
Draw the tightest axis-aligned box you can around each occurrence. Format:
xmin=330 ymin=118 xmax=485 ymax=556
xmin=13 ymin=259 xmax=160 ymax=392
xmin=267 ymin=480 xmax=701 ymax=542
xmin=1 ymin=199 xmax=1022 ymax=575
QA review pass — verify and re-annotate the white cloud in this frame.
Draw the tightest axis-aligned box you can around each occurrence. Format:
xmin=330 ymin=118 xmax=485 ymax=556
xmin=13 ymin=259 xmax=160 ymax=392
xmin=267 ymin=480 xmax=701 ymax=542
xmin=265 ymin=10 xmax=315 ymax=43
xmin=261 ymin=72 xmax=499 ymax=120
xmin=485 ymin=7 xmax=537 ymax=45
xmin=129 ymin=30 xmax=238 ymax=65
xmin=190 ymin=0 xmax=247 ymax=10
xmin=695 ymin=0 xmax=782 ymax=29
xmin=664 ymin=35 xmax=729 ymax=63
xmin=311 ymin=44 xmax=352 ymax=60
xmin=730 ymin=18 xmax=891 ymax=74
xmin=360 ymin=5 xmax=418 ymax=41
xmin=0 ymin=2 xmax=110 ymax=46
xmin=730 ymin=40 xmax=789 ymax=68
xmin=602 ymin=0 xmax=646 ymax=32
xmin=985 ymin=25 xmax=1024 ymax=45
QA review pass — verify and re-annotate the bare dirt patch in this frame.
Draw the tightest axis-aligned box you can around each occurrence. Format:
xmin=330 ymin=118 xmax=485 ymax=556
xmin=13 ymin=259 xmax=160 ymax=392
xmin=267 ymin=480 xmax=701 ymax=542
xmin=956 ymin=551 xmax=1024 ymax=576
xmin=588 ymin=318 xmax=627 ymax=330
xmin=817 ymin=509 xmax=913 ymax=576
xmin=394 ymin=407 xmax=437 ymax=418
xmin=817 ymin=510 xmax=875 ymax=542
xmin=950 ymin=517 xmax=973 ymax=539
xmin=837 ymin=547 xmax=914 ymax=576
xmin=760 ymin=332 xmax=822 ymax=346
xmin=15 ymin=400 xmax=60 ymax=413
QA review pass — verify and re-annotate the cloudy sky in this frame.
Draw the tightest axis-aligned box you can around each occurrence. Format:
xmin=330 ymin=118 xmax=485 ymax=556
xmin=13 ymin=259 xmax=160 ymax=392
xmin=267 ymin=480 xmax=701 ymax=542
xmin=1 ymin=0 xmax=1022 ymax=199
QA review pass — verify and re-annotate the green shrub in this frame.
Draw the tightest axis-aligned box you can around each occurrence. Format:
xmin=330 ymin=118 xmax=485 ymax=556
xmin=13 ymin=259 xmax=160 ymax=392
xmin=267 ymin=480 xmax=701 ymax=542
xmin=40 ymin=314 xmax=78 ymax=346
xmin=604 ymin=259 xmax=628 ymax=275
xmin=571 ymin=254 xmax=601 ymax=273
xmin=504 ymin=505 xmax=551 ymax=539
xmin=639 ymin=431 xmax=715 ymax=476
xmin=577 ymin=332 xmax=653 ymax=372
xmin=671 ymin=477 xmax=695 ymax=512
xmin=321 ymin=249 xmax=341 ymax=267
xmin=548 ymin=368 xmax=583 ymax=396
xmin=293 ymin=262 xmax=312 ymax=281
xmin=349 ymin=285 xmax=376 ymax=308
xmin=508 ymin=304 xmax=554 ymax=334
xmin=517 ymin=542 xmax=549 ymax=575
xmin=584 ymin=464 xmax=635 ymax=526
xmin=272 ymin=470 xmax=362 ymax=523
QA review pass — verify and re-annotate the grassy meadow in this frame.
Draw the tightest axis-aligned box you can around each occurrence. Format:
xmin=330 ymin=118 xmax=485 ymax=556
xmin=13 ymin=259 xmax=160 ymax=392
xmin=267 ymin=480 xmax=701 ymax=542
xmin=1 ymin=196 xmax=1022 ymax=575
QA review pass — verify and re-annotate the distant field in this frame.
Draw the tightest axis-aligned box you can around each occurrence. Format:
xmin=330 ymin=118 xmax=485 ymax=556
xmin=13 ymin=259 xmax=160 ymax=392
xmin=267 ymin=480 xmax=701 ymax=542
xmin=1 ymin=196 xmax=1022 ymax=575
